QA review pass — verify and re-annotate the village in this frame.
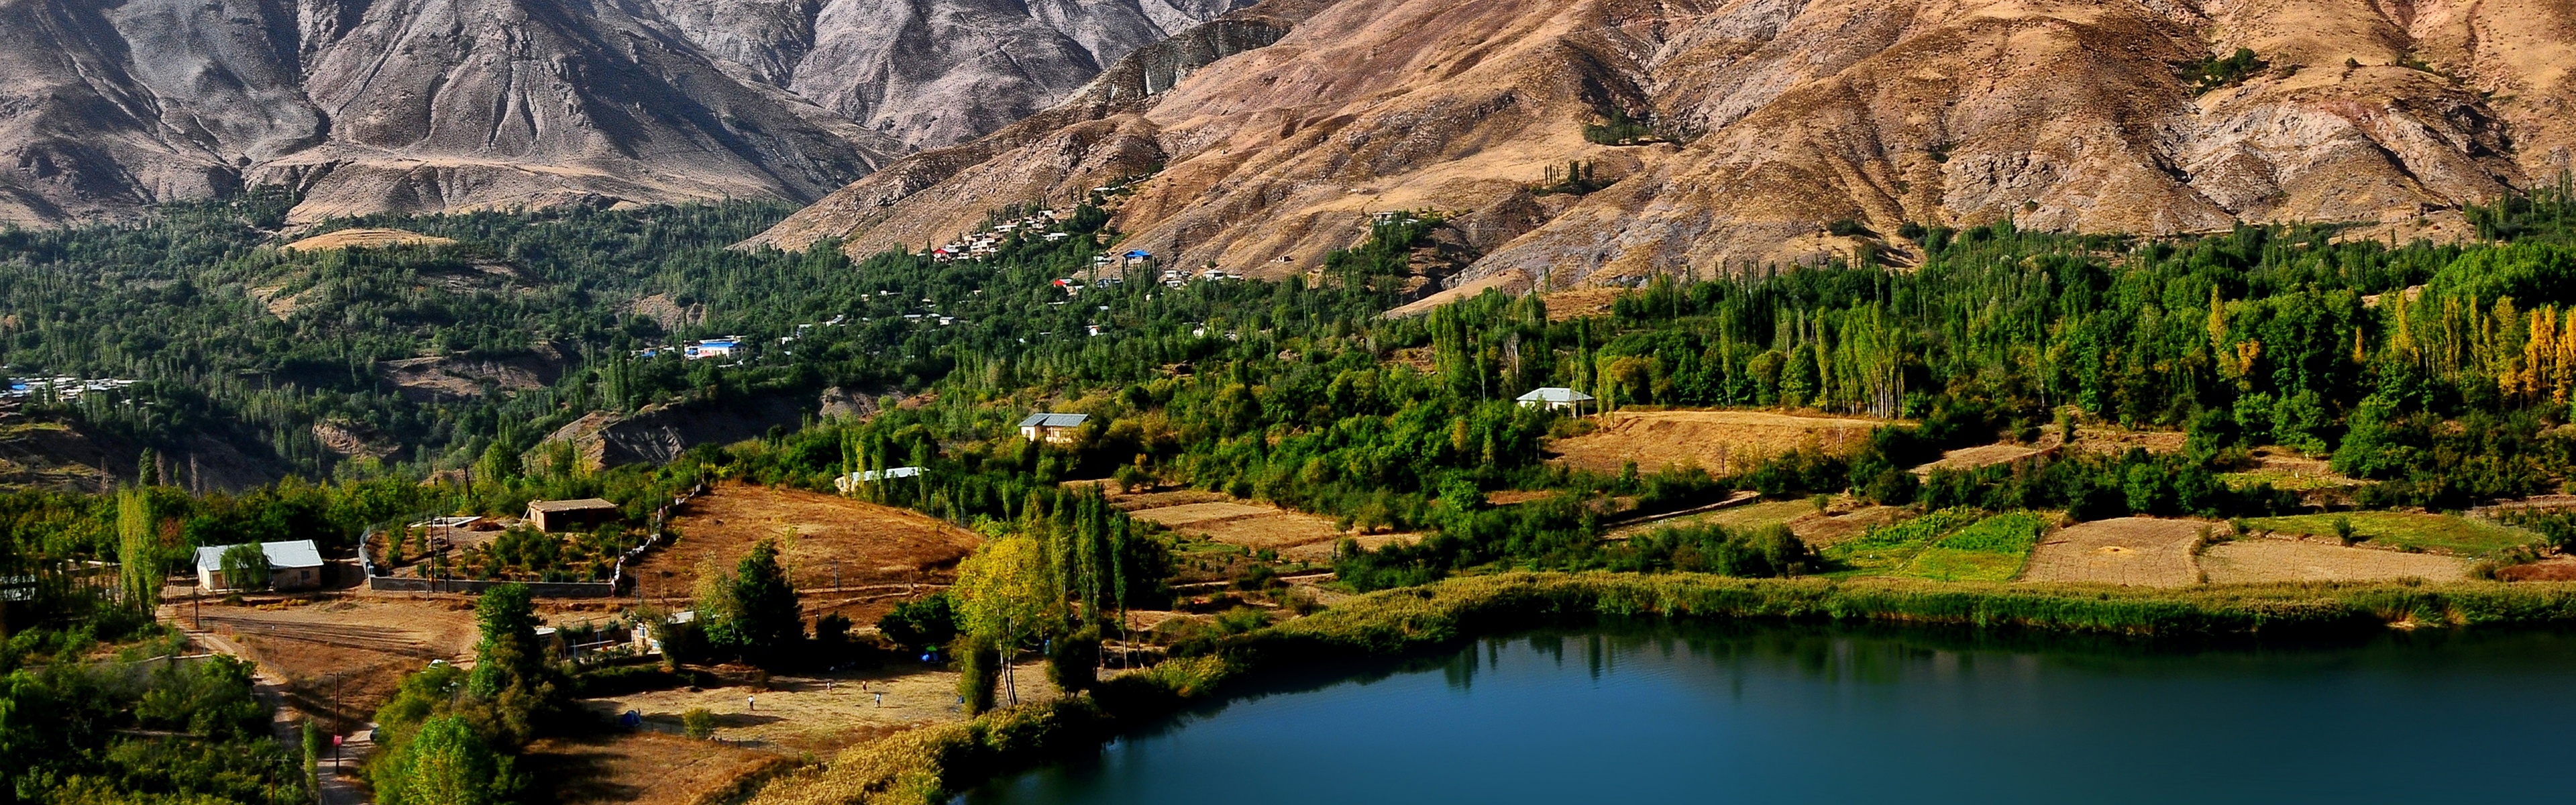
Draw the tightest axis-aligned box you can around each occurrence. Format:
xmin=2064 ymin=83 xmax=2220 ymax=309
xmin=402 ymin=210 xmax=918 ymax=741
xmin=125 ymin=366 xmax=2521 ymax=802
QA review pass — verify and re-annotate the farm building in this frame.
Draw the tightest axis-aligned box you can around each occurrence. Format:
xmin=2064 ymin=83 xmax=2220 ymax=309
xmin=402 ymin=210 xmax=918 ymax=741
xmin=835 ymin=466 xmax=926 ymax=494
xmin=526 ymin=498 xmax=621 ymax=532
xmin=193 ymin=540 xmax=325 ymax=592
xmin=1018 ymin=413 xmax=1089 ymax=443
xmin=1517 ymin=387 xmax=1596 ymax=413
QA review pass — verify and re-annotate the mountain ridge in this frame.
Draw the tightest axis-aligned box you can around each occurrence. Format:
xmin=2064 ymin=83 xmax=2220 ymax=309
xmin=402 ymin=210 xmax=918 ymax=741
xmin=0 ymin=0 xmax=1252 ymax=226
xmin=749 ymin=0 xmax=2576 ymax=287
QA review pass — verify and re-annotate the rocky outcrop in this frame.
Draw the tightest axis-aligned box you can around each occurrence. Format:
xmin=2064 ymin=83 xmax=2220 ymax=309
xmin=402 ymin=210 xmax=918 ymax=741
xmin=541 ymin=388 xmax=859 ymax=470
xmin=753 ymin=0 xmax=2576 ymax=284
xmin=0 ymin=0 xmax=1251 ymax=226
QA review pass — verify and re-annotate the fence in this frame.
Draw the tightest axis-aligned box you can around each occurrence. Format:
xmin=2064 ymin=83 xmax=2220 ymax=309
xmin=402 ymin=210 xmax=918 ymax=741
xmin=359 ymin=485 xmax=706 ymax=598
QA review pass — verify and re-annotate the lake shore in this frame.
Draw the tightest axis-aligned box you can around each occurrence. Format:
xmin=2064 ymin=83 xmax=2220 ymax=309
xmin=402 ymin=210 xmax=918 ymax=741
xmin=740 ymin=572 xmax=2576 ymax=804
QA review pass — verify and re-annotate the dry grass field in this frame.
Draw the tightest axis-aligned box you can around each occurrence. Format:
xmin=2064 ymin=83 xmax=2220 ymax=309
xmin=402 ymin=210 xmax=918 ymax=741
xmin=578 ymin=662 xmax=1058 ymax=754
xmin=2060 ymin=425 xmax=2186 ymax=455
xmin=2021 ymin=517 xmax=2207 ymax=587
xmin=184 ymin=598 xmax=484 ymax=727
xmin=1548 ymin=409 xmax=1891 ymax=476
xmin=1912 ymin=442 xmax=2050 ymax=475
xmin=2200 ymin=539 xmax=2469 ymax=584
xmin=282 ymin=228 xmax=459 ymax=251
xmin=1124 ymin=498 xmax=1376 ymax=555
xmin=639 ymin=484 xmax=981 ymax=624
xmin=528 ymin=731 xmax=784 ymax=805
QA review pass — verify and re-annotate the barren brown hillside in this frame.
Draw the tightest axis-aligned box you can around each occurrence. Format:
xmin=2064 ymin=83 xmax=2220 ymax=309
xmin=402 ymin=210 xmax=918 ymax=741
xmin=751 ymin=0 xmax=2576 ymax=286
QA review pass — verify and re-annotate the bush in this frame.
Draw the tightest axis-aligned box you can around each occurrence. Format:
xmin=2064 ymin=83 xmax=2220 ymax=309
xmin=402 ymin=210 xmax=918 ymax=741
xmin=2334 ymin=515 xmax=2361 ymax=545
xmin=682 ymin=708 xmax=717 ymax=740
xmin=955 ymin=633 xmax=1000 ymax=716
xmin=1582 ymin=107 xmax=1654 ymax=145
xmin=877 ymin=592 xmax=959 ymax=654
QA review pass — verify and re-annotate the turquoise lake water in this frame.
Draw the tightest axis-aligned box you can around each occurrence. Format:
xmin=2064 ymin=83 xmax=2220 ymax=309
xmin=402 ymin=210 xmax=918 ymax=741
xmin=958 ymin=624 xmax=2576 ymax=804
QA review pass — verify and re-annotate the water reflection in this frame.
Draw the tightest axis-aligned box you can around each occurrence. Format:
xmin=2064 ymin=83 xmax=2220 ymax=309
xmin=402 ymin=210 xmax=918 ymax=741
xmin=965 ymin=623 xmax=2576 ymax=805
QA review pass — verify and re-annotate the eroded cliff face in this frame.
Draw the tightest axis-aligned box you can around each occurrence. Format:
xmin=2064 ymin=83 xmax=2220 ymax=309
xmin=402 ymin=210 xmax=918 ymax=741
xmin=0 ymin=0 xmax=1250 ymax=225
xmin=754 ymin=0 xmax=2576 ymax=286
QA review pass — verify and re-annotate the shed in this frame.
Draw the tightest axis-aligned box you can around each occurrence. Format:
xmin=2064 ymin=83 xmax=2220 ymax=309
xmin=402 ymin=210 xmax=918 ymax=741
xmin=195 ymin=540 xmax=327 ymax=592
xmin=526 ymin=498 xmax=621 ymax=532
xmin=1515 ymin=387 xmax=1596 ymax=413
xmin=1017 ymin=413 xmax=1090 ymax=443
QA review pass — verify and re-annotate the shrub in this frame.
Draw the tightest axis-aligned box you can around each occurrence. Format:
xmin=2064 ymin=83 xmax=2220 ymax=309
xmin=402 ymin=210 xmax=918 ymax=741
xmin=877 ymin=592 xmax=959 ymax=654
xmin=682 ymin=708 xmax=718 ymax=740
xmin=2334 ymin=515 xmax=2360 ymax=545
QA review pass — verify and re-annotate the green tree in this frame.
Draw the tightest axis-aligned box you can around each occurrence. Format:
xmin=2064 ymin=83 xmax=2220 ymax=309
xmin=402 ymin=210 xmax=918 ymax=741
xmin=376 ymin=715 xmax=514 ymax=805
xmin=467 ymin=583 xmax=558 ymax=742
xmin=876 ymin=592 xmax=957 ymax=654
xmin=119 ymin=490 xmax=163 ymax=609
xmin=724 ymin=539 xmax=804 ymax=665
xmin=219 ymin=543 xmax=269 ymax=592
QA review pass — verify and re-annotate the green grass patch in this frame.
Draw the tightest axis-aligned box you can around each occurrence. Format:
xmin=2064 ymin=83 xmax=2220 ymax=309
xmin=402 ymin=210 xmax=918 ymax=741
xmin=1895 ymin=513 xmax=2050 ymax=581
xmin=1899 ymin=548 xmax=2028 ymax=582
xmin=1701 ymin=498 xmax=1819 ymax=530
xmin=2245 ymin=512 xmax=2541 ymax=556
xmin=1827 ymin=508 xmax=1980 ymax=573
xmin=2216 ymin=469 xmax=2355 ymax=492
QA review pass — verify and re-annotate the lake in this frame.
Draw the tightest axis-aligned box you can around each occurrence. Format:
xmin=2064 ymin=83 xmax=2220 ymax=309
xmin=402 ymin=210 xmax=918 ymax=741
xmin=959 ymin=623 xmax=2576 ymax=804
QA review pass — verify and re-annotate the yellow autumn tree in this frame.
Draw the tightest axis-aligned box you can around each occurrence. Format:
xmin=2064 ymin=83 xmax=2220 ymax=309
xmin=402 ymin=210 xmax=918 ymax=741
xmin=952 ymin=534 xmax=1061 ymax=646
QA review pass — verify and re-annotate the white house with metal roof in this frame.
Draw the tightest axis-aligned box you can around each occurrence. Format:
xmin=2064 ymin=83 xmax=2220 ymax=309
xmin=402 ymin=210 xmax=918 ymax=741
xmin=1018 ymin=413 xmax=1090 ymax=443
xmin=194 ymin=540 xmax=326 ymax=592
xmin=1515 ymin=387 xmax=1596 ymax=413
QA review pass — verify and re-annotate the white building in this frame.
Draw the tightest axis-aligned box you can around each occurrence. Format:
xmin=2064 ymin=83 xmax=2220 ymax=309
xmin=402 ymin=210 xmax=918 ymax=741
xmin=1515 ymin=387 xmax=1596 ymax=413
xmin=684 ymin=337 xmax=744 ymax=360
xmin=194 ymin=540 xmax=326 ymax=592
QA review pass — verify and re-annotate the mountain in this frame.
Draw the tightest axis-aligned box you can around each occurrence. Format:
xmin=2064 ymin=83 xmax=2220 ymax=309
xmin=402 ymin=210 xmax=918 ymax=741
xmin=749 ymin=0 xmax=2576 ymax=288
xmin=0 ymin=0 xmax=1250 ymax=226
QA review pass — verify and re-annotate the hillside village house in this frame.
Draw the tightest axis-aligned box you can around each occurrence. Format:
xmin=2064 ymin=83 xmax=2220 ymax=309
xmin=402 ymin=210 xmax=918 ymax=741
xmin=684 ymin=337 xmax=744 ymax=360
xmin=1018 ymin=413 xmax=1089 ymax=443
xmin=195 ymin=540 xmax=325 ymax=592
xmin=527 ymin=498 xmax=621 ymax=532
xmin=1516 ymin=387 xmax=1595 ymax=413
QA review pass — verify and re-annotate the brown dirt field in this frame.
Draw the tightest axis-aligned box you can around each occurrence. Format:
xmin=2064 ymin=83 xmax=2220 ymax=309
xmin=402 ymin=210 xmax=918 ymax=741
xmin=584 ymin=663 xmax=1057 ymax=754
xmin=2062 ymin=425 xmax=2186 ymax=456
xmin=1104 ymin=488 xmax=1231 ymax=511
xmin=1786 ymin=504 xmax=1910 ymax=547
xmin=2499 ymin=557 xmax=2576 ymax=582
xmin=184 ymin=598 xmax=482 ymax=727
xmin=1541 ymin=287 xmax=1628 ymax=321
xmin=1485 ymin=490 xmax=1558 ymax=506
xmin=639 ymin=484 xmax=981 ymax=623
xmin=1913 ymin=442 xmax=2049 ymax=475
xmin=2200 ymin=539 xmax=2469 ymax=584
xmin=282 ymin=228 xmax=458 ymax=251
xmin=1548 ymin=409 xmax=1892 ymax=476
xmin=528 ymin=731 xmax=784 ymax=805
xmin=1126 ymin=499 xmax=1379 ymax=557
xmin=2021 ymin=517 xmax=2208 ymax=587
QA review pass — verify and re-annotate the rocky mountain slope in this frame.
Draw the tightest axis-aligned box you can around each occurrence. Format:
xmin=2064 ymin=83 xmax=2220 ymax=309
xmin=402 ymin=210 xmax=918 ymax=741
xmin=751 ymin=0 xmax=2576 ymax=287
xmin=0 ymin=0 xmax=1248 ymax=226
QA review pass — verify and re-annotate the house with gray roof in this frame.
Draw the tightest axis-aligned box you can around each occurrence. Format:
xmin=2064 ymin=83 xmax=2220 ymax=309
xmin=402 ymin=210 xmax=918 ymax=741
xmin=1018 ymin=413 xmax=1090 ymax=443
xmin=194 ymin=540 xmax=326 ymax=592
xmin=1515 ymin=387 xmax=1596 ymax=413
